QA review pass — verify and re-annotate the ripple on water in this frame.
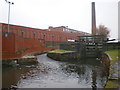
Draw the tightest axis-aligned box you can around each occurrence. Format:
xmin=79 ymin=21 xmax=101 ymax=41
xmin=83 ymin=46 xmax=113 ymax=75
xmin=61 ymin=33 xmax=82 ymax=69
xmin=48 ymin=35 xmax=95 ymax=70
xmin=17 ymin=54 xmax=108 ymax=88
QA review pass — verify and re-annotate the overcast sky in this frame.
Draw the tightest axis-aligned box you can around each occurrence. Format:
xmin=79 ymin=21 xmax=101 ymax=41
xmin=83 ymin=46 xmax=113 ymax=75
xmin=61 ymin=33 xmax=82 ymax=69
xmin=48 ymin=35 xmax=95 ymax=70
xmin=0 ymin=0 xmax=119 ymax=39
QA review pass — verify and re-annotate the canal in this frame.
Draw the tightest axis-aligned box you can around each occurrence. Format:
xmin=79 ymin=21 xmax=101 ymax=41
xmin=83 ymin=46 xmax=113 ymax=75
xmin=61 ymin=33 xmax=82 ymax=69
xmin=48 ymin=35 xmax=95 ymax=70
xmin=2 ymin=54 xmax=108 ymax=88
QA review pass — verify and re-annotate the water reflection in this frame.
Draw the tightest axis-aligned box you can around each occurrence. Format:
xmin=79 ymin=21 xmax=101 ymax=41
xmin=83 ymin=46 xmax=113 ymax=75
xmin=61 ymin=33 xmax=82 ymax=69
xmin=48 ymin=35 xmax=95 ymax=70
xmin=2 ymin=54 xmax=109 ymax=88
xmin=2 ymin=65 xmax=36 ymax=88
xmin=91 ymin=70 xmax=97 ymax=89
xmin=59 ymin=58 xmax=108 ymax=88
xmin=17 ymin=54 xmax=108 ymax=88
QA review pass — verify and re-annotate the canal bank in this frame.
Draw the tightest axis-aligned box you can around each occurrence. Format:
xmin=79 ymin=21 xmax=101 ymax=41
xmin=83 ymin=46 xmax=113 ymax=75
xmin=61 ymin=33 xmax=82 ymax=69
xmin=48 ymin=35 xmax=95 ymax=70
xmin=2 ymin=50 xmax=51 ymax=68
xmin=2 ymin=55 xmax=38 ymax=68
xmin=104 ymin=49 xmax=120 ymax=89
xmin=47 ymin=49 xmax=80 ymax=61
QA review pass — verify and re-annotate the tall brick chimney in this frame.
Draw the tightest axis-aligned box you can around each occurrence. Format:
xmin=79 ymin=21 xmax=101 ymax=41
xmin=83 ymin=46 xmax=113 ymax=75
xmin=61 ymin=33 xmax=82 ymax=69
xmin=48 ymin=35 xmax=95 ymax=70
xmin=92 ymin=2 xmax=96 ymax=35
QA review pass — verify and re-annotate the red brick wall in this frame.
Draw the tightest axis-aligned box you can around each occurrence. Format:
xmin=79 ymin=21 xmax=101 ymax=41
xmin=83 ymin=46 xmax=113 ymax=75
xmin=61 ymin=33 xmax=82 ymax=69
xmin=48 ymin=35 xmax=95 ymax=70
xmin=49 ymin=26 xmax=64 ymax=32
xmin=1 ymin=23 xmax=84 ymax=59
xmin=2 ymin=32 xmax=56 ymax=59
xmin=0 ymin=24 xmax=2 ymax=60
xmin=2 ymin=33 xmax=15 ymax=53
xmin=2 ymin=24 xmax=83 ymax=42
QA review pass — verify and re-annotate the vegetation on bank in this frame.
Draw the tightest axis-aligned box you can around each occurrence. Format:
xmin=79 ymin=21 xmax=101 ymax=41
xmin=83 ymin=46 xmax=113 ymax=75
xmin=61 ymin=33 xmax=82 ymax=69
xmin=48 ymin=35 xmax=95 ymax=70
xmin=105 ymin=80 xmax=119 ymax=88
xmin=2 ymin=57 xmax=38 ymax=68
xmin=48 ymin=49 xmax=75 ymax=53
xmin=105 ymin=49 xmax=120 ymax=88
xmin=105 ymin=49 xmax=119 ymax=65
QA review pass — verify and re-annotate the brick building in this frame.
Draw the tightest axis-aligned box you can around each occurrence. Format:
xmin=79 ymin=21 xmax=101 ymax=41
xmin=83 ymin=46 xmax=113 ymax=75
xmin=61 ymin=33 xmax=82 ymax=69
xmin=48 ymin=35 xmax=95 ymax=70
xmin=0 ymin=23 xmax=89 ymax=59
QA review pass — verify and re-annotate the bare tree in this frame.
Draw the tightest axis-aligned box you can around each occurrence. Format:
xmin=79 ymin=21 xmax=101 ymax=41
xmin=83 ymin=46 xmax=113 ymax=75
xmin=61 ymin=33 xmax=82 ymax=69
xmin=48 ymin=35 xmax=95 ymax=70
xmin=96 ymin=25 xmax=110 ymax=40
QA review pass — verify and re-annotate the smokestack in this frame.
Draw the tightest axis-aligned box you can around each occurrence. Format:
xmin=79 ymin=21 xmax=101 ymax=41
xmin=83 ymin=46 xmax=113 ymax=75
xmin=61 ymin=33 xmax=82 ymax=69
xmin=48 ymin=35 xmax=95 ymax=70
xmin=92 ymin=2 xmax=96 ymax=35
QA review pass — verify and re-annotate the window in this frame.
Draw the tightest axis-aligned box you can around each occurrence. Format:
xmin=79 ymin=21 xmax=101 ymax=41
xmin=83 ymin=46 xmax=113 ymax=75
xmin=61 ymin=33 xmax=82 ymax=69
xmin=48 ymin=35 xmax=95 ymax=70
xmin=33 ymin=32 xmax=36 ymax=39
xmin=22 ymin=32 xmax=24 ymax=37
xmin=63 ymin=28 xmax=65 ymax=31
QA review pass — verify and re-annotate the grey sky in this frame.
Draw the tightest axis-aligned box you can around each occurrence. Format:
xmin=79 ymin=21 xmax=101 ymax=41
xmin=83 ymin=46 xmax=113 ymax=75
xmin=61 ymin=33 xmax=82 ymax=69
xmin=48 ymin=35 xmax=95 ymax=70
xmin=0 ymin=0 xmax=119 ymax=39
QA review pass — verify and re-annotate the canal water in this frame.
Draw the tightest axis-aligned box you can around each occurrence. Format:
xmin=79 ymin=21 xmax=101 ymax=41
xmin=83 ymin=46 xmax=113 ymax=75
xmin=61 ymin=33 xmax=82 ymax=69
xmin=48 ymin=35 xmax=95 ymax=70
xmin=2 ymin=54 xmax=108 ymax=88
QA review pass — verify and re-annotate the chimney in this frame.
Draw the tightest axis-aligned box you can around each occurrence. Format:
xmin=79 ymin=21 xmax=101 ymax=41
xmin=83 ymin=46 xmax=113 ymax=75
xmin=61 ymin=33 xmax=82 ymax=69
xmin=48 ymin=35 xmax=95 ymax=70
xmin=92 ymin=2 xmax=96 ymax=35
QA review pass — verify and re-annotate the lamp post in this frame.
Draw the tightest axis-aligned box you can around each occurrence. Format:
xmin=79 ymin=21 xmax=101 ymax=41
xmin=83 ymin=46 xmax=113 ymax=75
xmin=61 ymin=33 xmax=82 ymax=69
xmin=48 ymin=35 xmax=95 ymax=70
xmin=5 ymin=0 xmax=14 ymax=37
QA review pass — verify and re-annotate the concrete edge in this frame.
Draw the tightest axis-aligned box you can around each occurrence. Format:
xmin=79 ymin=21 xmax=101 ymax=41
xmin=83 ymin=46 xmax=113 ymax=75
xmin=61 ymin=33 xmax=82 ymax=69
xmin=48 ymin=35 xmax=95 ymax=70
xmin=104 ymin=53 xmax=112 ymax=61
xmin=104 ymin=52 xmax=119 ymax=88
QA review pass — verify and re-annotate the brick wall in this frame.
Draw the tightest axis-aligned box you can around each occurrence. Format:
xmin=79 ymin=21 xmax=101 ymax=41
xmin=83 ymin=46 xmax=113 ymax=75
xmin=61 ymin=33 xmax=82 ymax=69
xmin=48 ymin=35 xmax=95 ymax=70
xmin=2 ymin=32 xmax=56 ymax=59
xmin=1 ymin=23 xmax=84 ymax=59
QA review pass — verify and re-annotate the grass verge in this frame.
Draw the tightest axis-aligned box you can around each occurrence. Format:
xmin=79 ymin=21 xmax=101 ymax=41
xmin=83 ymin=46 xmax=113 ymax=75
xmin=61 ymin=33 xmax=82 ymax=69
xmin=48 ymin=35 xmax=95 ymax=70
xmin=105 ymin=49 xmax=120 ymax=88
xmin=105 ymin=49 xmax=120 ymax=65
xmin=105 ymin=80 xmax=119 ymax=88
xmin=48 ymin=49 xmax=75 ymax=53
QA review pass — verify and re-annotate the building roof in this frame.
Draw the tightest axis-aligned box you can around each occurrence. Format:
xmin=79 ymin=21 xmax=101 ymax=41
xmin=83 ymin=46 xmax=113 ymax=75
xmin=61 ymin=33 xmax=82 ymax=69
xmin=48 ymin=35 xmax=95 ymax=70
xmin=106 ymin=39 xmax=120 ymax=43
